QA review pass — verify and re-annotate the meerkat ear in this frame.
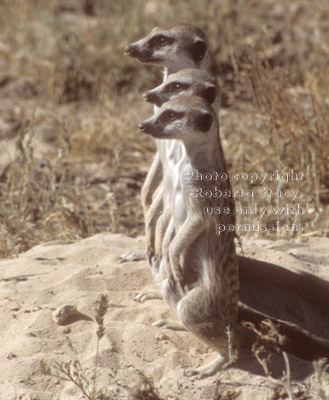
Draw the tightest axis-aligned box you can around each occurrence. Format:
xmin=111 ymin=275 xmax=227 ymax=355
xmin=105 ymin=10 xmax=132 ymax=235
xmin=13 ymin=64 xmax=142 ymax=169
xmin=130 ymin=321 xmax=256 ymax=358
xmin=188 ymin=40 xmax=207 ymax=63
xmin=200 ymin=86 xmax=217 ymax=105
xmin=195 ymin=112 xmax=213 ymax=132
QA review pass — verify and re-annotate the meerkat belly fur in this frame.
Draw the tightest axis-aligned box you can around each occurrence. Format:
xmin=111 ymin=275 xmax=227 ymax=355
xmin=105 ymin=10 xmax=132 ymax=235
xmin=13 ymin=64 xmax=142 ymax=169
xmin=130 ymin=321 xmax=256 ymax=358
xmin=139 ymin=96 xmax=239 ymax=377
xmin=125 ymin=24 xmax=211 ymax=262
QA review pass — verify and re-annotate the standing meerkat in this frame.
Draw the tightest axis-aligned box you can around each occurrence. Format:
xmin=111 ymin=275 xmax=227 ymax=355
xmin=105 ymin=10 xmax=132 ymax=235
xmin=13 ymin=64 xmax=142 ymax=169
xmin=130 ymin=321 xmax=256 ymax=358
xmin=138 ymin=96 xmax=239 ymax=378
xmin=124 ymin=24 xmax=211 ymax=262
xmin=135 ymin=69 xmax=224 ymax=303
xmin=143 ymin=68 xmax=223 ymax=264
xmin=139 ymin=96 xmax=329 ymax=378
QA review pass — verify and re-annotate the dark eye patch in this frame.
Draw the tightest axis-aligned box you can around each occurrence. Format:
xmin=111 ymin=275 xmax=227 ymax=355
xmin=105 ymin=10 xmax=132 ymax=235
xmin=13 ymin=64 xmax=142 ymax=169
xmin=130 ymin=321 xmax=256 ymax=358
xmin=195 ymin=112 xmax=213 ymax=133
xmin=149 ymin=34 xmax=175 ymax=48
xmin=187 ymin=40 xmax=207 ymax=64
xmin=200 ymin=86 xmax=217 ymax=104
xmin=166 ymin=82 xmax=190 ymax=93
xmin=160 ymin=110 xmax=184 ymax=124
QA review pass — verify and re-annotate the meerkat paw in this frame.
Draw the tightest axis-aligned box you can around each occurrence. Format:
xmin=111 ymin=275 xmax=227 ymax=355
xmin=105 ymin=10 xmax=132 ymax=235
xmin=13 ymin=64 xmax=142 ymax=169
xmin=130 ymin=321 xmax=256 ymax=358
xmin=148 ymin=252 xmax=161 ymax=270
xmin=135 ymin=291 xmax=163 ymax=302
xmin=184 ymin=354 xmax=228 ymax=379
xmin=152 ymin=319 xmax=187 ymax=331
xmin=118 ymin=250 xmax=147 ymax=263
xmin=147 ymin=249 xmax=156 ymax=265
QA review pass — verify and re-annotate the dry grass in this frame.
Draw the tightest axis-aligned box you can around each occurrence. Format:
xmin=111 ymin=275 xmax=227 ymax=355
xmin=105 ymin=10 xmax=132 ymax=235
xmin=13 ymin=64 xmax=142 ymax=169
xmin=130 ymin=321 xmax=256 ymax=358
xmin=243 ymin=320 xmax=329 ymax=400
xmin=40 ymin=294 xmax=113 ymax=400
xmin=0 ymin=121 xmax=93 ymax=257
xmin=0 ymin=0 xmax=328 ymax=258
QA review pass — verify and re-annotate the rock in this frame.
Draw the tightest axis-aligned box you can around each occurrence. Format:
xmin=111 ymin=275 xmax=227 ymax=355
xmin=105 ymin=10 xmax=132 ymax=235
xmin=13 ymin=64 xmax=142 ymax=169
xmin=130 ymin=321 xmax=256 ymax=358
xmin=52 ymin=305 xmax=79 ymax=325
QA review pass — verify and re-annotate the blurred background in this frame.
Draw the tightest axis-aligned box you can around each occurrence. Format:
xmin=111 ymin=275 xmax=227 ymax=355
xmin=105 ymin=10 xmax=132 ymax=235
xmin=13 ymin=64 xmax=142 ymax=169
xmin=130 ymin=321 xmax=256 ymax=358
xmin=0 ymin=0 xmax=328 ymax=258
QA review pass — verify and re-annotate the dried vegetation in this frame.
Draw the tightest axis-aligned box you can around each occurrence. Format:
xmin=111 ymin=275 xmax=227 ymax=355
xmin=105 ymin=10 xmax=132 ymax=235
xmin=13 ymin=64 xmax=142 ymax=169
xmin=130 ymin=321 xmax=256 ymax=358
xmin=0 ymin=0 xmax=328 ymax=258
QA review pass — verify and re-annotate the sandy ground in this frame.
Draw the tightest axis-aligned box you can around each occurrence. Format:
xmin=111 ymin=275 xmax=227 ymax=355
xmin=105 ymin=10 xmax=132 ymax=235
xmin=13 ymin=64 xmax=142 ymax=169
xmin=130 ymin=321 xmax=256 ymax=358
xmin=0 ymin=233 xmax=329 ymax=399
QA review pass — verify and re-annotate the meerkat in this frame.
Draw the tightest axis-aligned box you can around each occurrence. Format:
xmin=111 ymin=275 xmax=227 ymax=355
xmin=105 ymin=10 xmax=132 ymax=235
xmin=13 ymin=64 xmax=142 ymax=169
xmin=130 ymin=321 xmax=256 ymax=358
xmin=124 ymin=24 xmax=211 ymax=263
xmin=143 ymin=69 xmax=222 ymax=264
xmin=139 ymin=96 xmax=239 ymax=378
xmin=138 ymin=95 xmax=329 ymax=378
xmin=136 ymin=68 xmax=224 ymax=302
xmin=142 ymin=70 xmax=236 ymax=301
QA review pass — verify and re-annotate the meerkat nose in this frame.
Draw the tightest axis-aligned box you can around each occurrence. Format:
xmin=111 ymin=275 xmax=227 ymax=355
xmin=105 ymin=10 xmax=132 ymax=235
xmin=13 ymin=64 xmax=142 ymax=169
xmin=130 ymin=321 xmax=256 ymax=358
xmin=124 ymin=44 xmax=135 ymax=56
xmin=143 ymin=91 xmax=156 ymax=103
xmin=143 ymin=92 xmax=150 ymax=101
xmin=138 ymin=122 xmax=146 ymax=131
xmin=143 ymin=91 xmax=161 ymax=106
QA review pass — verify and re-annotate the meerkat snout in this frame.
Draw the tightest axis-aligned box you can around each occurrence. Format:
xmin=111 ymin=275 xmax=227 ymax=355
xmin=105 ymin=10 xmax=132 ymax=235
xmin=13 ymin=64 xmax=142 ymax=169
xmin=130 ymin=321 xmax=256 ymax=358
xmin=124 ymin=44 xmax=134 ymax=56
xmin=124 ymin=43 xmax=152 ymax=62
xmin=143 ymin=90 xmax=163 ymax=107
xmin=143 ymin=91 xmax=154 ymax=102
xmin=138 ymin=122 xmax=147 ymax=131
xmin=138 ymin=121 xmax=160 ymax=135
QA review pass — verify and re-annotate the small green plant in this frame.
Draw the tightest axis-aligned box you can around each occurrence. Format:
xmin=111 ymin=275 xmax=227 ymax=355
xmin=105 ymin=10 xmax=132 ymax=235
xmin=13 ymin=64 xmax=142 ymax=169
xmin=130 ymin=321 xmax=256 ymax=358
xmin=41 ymin=294 xmax=111 ymax=400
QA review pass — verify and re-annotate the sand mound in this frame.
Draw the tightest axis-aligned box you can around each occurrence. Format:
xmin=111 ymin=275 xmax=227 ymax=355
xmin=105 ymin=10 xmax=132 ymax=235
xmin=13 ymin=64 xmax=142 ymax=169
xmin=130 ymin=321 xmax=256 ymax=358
xmin=0 ymin=233 xmax=328 ymax=399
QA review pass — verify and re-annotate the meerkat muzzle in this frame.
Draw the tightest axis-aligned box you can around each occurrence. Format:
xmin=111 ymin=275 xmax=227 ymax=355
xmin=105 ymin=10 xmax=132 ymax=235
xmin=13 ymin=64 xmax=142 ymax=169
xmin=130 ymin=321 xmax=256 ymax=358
xmin=124 ymin=44 xmax=153 ymax=62
xmin=143 ymin=91 xmax=163 ymax=107
xmin=124 ymin=44 xmax=135 ymax=56
xmin=138 ymin=121 xmax=163 ymax=136
xmin=138 ymin=122 xmax=147 ymax=132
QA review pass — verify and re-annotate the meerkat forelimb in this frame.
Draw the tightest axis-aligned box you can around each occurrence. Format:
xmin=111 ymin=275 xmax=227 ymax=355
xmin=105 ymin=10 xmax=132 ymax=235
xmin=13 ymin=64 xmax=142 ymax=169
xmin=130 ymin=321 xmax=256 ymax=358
xmin=141 ymin=152 xmax=163 ymax=214
xmin=153 ymin=205 xmax=172 ymax=259
xmin=134 ymin=290 xmax=163 ymax=303
xmin=139 ymin=96 xmax=239 ymax=378
xmin=144 ymin=183 xmax=164 ymax=262
xmin=152 ymin=319 xmax=187 ymax=331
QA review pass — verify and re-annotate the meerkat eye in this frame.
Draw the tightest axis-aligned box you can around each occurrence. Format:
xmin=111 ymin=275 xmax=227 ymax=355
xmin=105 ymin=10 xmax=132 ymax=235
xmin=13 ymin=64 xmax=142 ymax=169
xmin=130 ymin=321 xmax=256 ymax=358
xmin=167 ymin=82 xmax=189 ymax=93
xmin=173 ymin=83 xmax=182 ymax=91
xmin=167 ymin=111 xmax=178 ymax=121
xmin=167 ymin=82 xmax=182 ymax=93
xmin=158 ymin=35 xmax=168 ymax=45
xmin=160 ymin=110 xmax=183 ymax=124
xmin=150 ymin=34 xmax=174 ymax=47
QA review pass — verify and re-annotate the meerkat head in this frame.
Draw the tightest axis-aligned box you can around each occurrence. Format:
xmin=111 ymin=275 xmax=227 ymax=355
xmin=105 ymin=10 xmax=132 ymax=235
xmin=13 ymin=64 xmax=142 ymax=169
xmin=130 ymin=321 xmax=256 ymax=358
xmin=124 ymin=23 xmax=210 ymax=73
xmin=143 ymin=68 xmax=220 ymax=111
xmin=138 ymin=96 xmax=216 ymax=142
